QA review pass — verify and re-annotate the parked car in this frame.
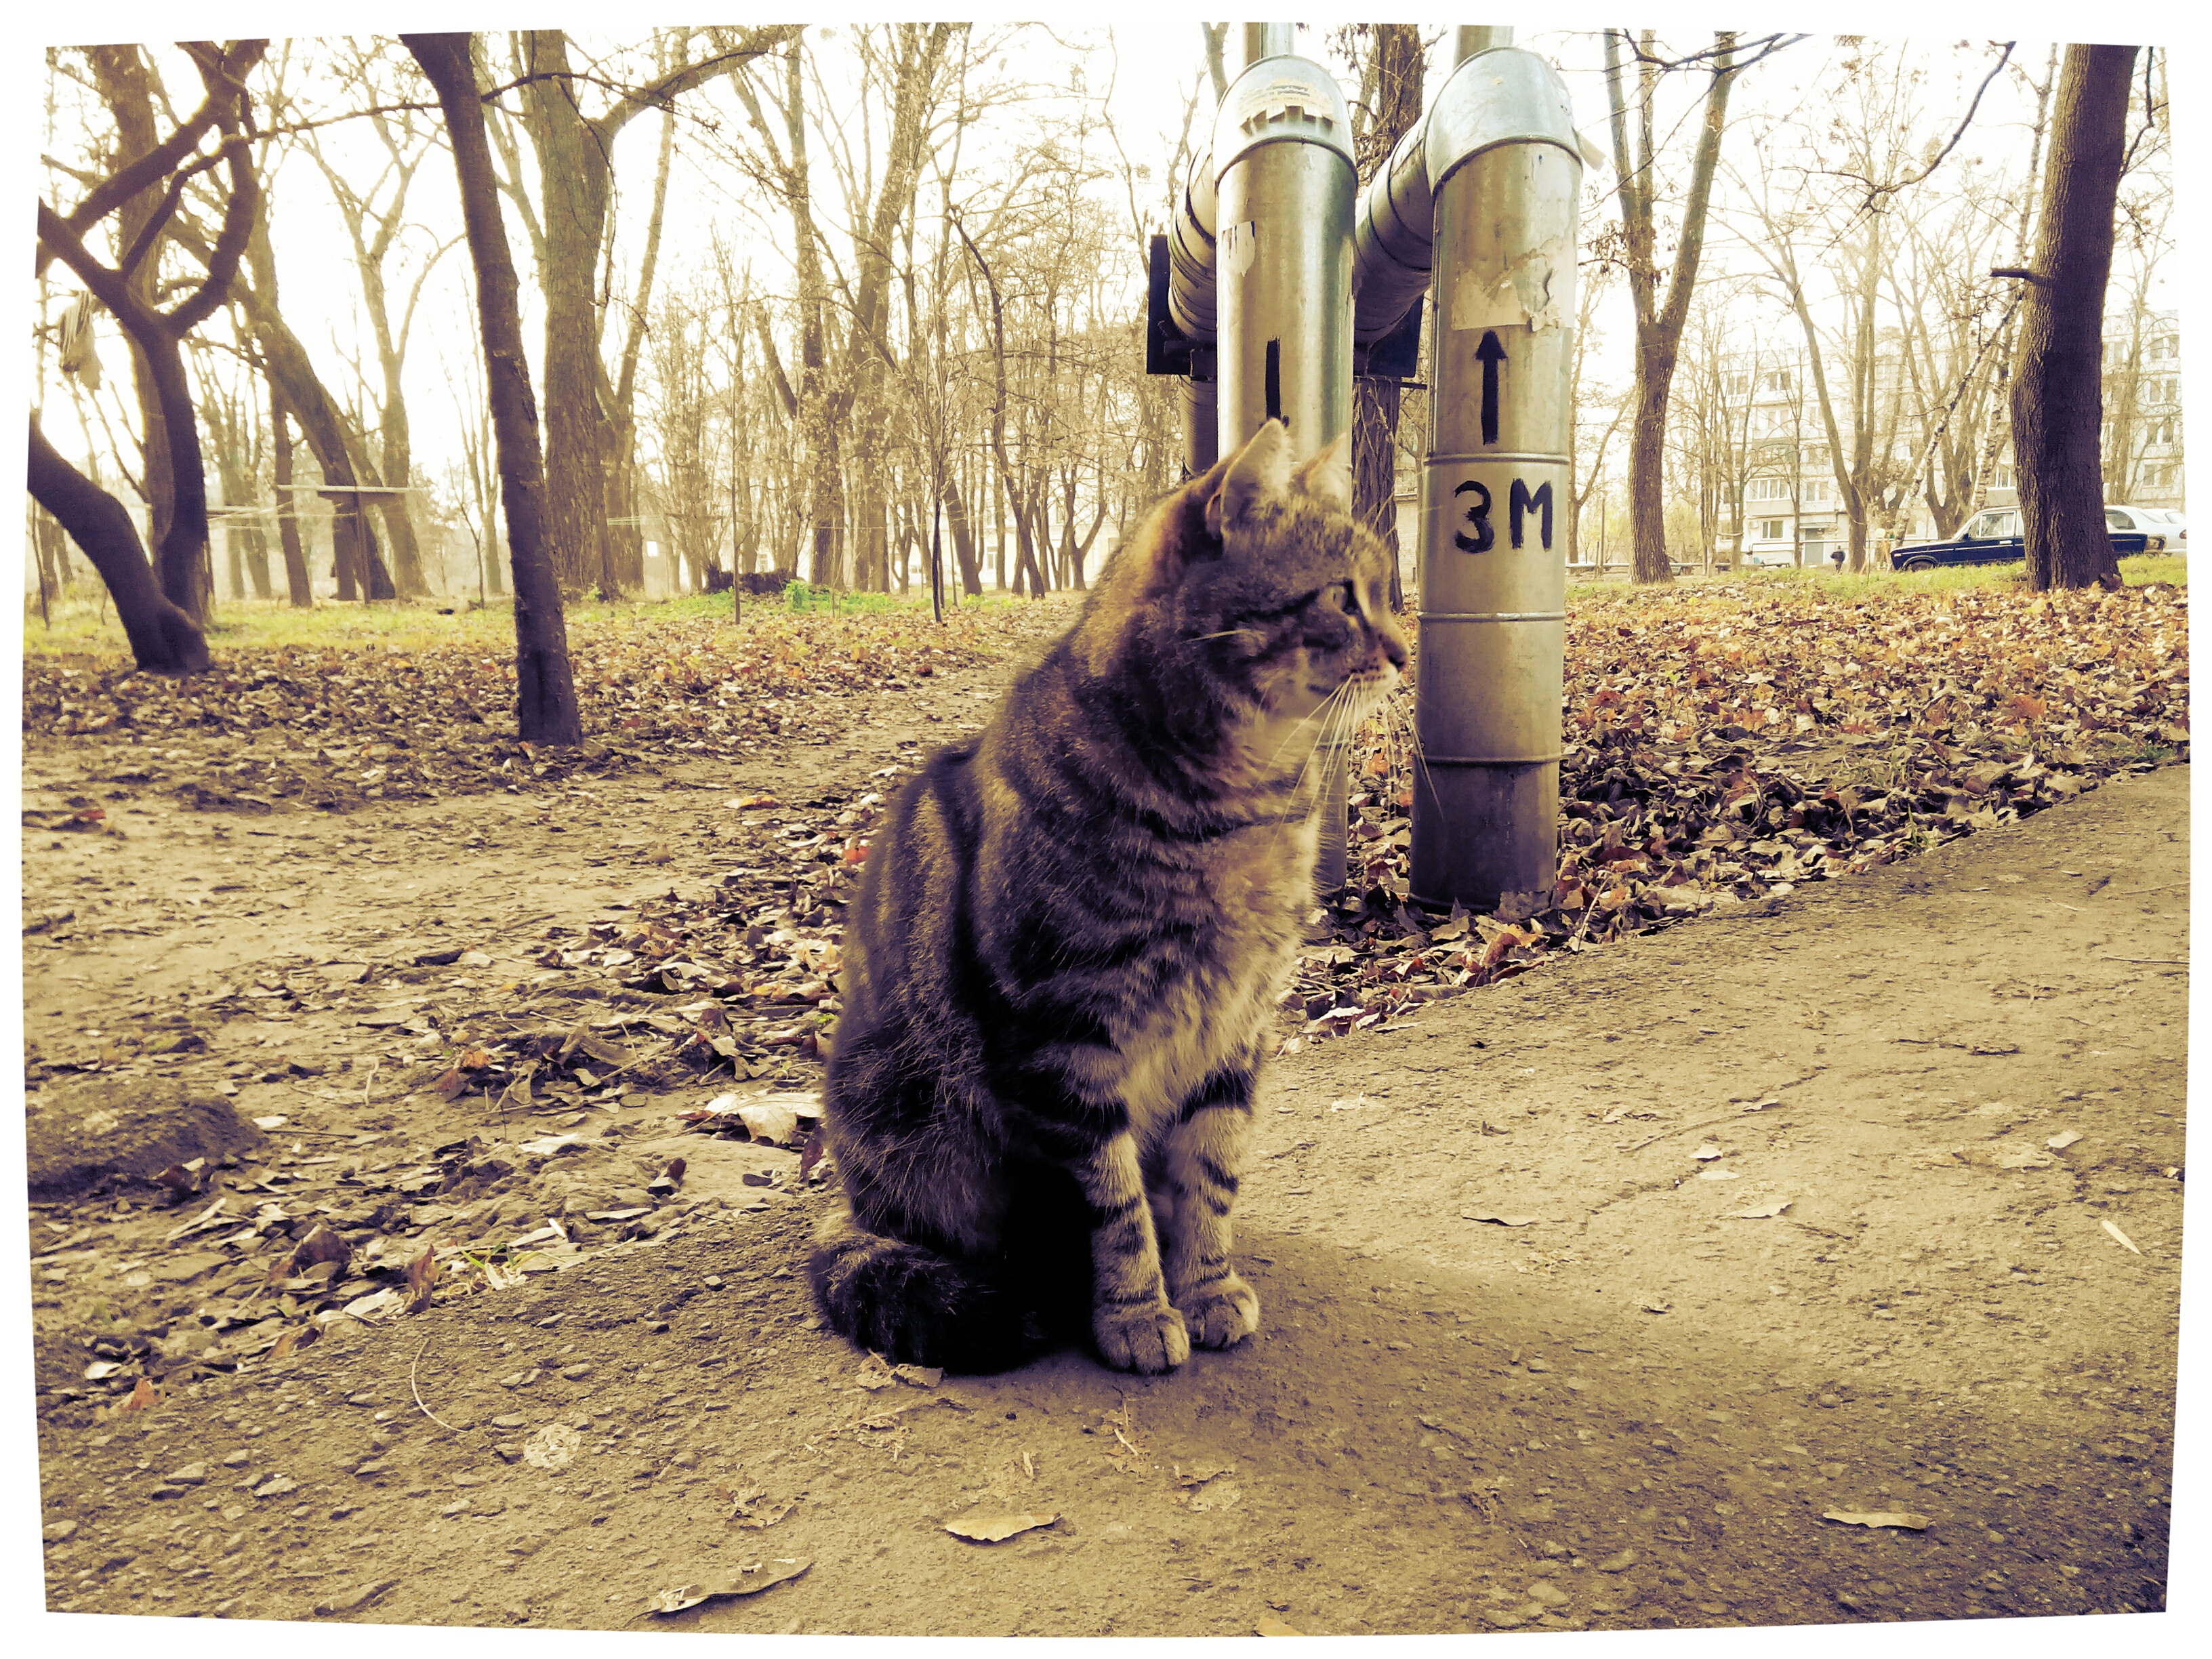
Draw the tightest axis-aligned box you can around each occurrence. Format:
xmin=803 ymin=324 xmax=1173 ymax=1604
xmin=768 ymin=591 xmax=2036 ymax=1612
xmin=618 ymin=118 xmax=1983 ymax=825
xmin=1887 ymin=504 xmax=2167 ymax=571
xmin=2103 ymin=503 xmax=2187 ymax=555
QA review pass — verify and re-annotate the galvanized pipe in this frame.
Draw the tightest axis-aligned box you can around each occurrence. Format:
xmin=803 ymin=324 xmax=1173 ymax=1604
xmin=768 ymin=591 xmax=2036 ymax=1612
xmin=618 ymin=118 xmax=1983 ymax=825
xmin=1166 ymin=141 xmax=1218 ymax=346
xmin=1454 ymin=25 xmax=1515 ymax=64
xmin=1237 ymin=22 xmax=1295 ymax=74
xmin=1350 ymin=119 xmax=1433 ymax=346
xmin=1400 ymin=46 xmax=1584 ymax=911
xmin=1179 ymin=373 xmax=1218 ymax=475
xmin=1210 ymin=43 xmax=1357 ymax=895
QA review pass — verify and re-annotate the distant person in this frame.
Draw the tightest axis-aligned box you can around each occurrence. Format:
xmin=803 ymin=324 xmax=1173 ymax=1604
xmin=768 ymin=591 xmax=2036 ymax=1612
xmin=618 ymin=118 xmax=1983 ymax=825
xmin=1829 ymin=550 xmax=1845 ymax=569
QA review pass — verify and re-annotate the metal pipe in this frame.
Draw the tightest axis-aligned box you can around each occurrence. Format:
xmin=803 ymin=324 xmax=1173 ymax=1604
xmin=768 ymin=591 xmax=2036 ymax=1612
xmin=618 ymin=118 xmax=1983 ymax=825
xmin=1237 ymin=22 xmax=1295 ymax=74
xmin=1404 ymin=46 xmax=1584 ymax=911
xmin=1351 ymin=119 xmax=1433 ymax=345
xmin=1210 ymin=42 xmax=1357 ymax=893
xmin=1454 ymin=25 xmax=1515 ymax=64
xmin=1166 ymin=141 xmax=1218 ymax=344
xmin=1179 ymin=373 xmax=1218 ymax=475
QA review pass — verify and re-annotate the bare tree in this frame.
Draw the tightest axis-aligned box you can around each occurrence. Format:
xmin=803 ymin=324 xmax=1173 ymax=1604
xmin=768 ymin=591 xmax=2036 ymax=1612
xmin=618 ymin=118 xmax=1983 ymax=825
xmin=406 ymin=30 xmax=581 ymax=743
xmin=300 ymin=43 xmax=458 ymax=598
xmin=1603 ymin=30 xmax=1751 ymax=585
xmin=730 ymin=25 xmax=958 ymax=590
xmin=1335 ymin=22 xmax=1427 ymax=609
xmin=510 ymin=25 xmax=796 ymax=596
xmin=2012 ymin=44 xmax=2139 ymax=592
xmin=35 ymin=40 xmax=266 ymax=638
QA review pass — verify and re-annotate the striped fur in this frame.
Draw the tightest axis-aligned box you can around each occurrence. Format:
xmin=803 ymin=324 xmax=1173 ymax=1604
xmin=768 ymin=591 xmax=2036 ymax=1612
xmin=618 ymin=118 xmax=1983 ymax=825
xmin=809 ymin=420 xmax=1408 ymax=1372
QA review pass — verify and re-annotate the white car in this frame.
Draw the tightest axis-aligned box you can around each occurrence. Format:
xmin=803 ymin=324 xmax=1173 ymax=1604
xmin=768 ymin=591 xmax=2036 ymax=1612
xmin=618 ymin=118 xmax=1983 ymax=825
xmin=2105 ymin=504 xmax=2187 ymax=555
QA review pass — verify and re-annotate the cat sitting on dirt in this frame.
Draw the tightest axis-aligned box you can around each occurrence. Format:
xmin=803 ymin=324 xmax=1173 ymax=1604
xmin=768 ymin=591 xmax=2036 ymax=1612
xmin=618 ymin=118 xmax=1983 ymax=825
xmin=808 ymin=419 xmax=1408 ymax=1374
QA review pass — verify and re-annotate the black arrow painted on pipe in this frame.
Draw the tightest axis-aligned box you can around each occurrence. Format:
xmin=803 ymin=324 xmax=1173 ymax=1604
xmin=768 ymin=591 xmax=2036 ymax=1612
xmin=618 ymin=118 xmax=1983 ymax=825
xmin=1475 ymin=330 xmax=1507 ymax=446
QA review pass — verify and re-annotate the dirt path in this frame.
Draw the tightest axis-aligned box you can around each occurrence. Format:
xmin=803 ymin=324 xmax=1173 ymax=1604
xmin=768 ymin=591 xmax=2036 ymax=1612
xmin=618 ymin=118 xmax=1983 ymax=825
xmin=24 ymin=660 xmax=2184 ymax=1633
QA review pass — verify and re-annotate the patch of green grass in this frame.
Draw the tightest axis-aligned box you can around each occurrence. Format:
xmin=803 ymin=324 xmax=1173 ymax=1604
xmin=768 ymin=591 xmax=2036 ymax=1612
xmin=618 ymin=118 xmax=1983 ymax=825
xmin=21 ymin=580 xmax=1064 ymax=668
xmin=24 ymin=594 xmax=523 ymax=659
xmin=1565 ymin=550 xmax=2185 ymax=607
xmin=2118 ymin=553 xmax=2188 ymax=586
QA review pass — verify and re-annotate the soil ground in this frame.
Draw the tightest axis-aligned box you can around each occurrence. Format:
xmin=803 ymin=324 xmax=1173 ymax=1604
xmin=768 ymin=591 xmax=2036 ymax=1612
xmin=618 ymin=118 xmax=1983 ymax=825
xmin=18 ymin=626 xmax=2190 ymax=1639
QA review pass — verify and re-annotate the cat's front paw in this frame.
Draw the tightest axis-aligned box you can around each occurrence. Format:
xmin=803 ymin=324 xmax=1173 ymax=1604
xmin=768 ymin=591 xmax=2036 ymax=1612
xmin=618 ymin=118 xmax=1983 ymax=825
xmin=1175 ymin=1273 xmax=1259 ymax=1349
xmin=1094 ymin=1300 xmax=1191 ymax=1374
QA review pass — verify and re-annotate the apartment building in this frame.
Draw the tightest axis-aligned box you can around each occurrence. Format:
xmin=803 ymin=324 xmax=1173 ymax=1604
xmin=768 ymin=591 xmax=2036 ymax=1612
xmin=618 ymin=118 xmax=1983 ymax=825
xmin=1707 ymin=310 xmax=2184 ymax=568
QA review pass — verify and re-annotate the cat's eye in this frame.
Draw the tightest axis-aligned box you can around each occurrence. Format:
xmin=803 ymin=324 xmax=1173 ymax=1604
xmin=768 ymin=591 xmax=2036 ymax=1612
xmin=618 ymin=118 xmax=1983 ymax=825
xmin=1334 ymin=580 xmax=1359 ymax=612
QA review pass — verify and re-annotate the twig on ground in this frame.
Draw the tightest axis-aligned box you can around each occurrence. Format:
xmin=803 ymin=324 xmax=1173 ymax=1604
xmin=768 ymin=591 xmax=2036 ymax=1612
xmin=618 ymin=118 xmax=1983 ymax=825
xmin=409 ymin=1335 xmax=459 ymax=1432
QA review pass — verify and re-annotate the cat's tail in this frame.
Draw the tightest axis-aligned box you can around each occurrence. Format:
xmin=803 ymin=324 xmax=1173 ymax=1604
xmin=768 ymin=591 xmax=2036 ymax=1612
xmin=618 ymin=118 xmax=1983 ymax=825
xmin=807 ymin=1208 xmax=1058 ymax=1374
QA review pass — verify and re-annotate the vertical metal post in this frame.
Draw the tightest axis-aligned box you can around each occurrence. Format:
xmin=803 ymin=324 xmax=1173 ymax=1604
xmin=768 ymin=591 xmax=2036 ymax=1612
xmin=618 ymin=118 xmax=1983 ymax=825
xmin=1180 ymin=373 xmax=1218 ymax=474
xmin=1453 ymin=25 xmax=1515 ymax=64
xmin=1237 ymin=22 xmax=1296 ymax=72
xmin=1166 ymin=142 xmax=1221 ymax=477
xmin=1408 ymin=49 xmax=1582 ymax=912
xmin=1212 ymin=33 xmax=1358 ymax=895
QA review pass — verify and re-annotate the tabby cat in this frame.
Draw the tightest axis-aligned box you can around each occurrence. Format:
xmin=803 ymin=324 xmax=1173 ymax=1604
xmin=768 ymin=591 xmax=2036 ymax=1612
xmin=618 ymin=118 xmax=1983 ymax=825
xmin=809 ymin=419 xmax=1408 ymax=1373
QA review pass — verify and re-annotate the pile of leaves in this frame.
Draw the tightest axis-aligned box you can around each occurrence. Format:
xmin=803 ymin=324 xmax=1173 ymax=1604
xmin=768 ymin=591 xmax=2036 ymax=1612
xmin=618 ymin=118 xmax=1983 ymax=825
xmin=20 ymin=604 xmax=1050 ymax=810
xmin=1279 ymin=581 xmax=2188 ymax=1042
xmin=25 ymin=581 xmax=2190 ymax=1082
xmin=430 ymin=581 xmax=2188 ymax=1069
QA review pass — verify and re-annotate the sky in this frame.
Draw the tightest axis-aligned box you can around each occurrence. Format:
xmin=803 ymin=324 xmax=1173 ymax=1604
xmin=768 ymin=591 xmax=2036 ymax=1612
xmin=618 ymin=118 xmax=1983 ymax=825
xmin=12 ymin=3 xmax=2200 ymax=513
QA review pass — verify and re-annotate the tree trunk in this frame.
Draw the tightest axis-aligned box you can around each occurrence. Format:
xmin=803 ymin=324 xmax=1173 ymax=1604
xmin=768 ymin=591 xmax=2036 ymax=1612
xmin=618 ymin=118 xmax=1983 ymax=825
xmin=268 ymin=384 xmax=314 ymax=605
xmin=2013 ymin=44 xmax=2136 ymax=593
xmin=409 ymin=31 xmax=582 ymax=743
xmin=28 ymin=416 xmax=207 ymax=672
xmin=1605 ymin=30 xmax=1738 ymax=586
xmin=518 ymin=28 xmax=792 ymax=596
xmin=1349 ymin=23 xmax=1424 ymax=611
xmin=373 ymin=392 xmax=429 ymax=596
xmin=231 ymin=209 xmax=396 ymax=599
xmin=943 ymin=467 xmax=982 ymax=596
xmin=516 ymin=32 xmax=615 ymax=596
xmin=31 ymin=502 xmax=75 ymax=600
xmin=87 ymin=48 xmax=178 ymax=583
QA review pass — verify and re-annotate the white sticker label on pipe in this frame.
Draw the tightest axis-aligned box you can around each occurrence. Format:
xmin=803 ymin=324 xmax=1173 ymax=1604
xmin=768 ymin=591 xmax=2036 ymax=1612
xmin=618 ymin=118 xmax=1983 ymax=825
xmin=1221 ymin=221 xmax=1258 ymax=278
xmin=1450 ymin=267 xmax=1526 ymax=331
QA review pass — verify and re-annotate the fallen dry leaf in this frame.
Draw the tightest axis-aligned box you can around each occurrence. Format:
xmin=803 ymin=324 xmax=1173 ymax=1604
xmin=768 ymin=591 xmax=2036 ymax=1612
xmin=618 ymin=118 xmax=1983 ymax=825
xmin=2100 ymin=1218 xmax=2143 ymax=1255
xmin=943 ymin=1511 xmax=1058 ymax=1543
xmin=403 ymin=1248 xmax=438 ymax=1314
xmin=291 ymin=1224 xmax=352 ymax=1275
xmin=646 ymin=1558 xmax=811 ymax=1615
xmin=268 ymin=1324 xmax=320 ymax=1360
xmin=726 ymin=1486 xmax=797 ymax=1530
xmin=523 ymin=1423 xmax=581 ymax=1471
xmin=1823 ymin=1510 xmax=1931 ymax=1531
xmin=117 ymin=1377 xmax=161 ymax=1415
xmin=2047 ymin=1130 xmax=2085 ymax=1151
xmin=853 ymin=1355 xmax=897 ymax=1392
xmin=1256 ymin=1616 xmax=1306 ymax=1637
xmin=1731 ymin=1200 xmax=1793 ymax=1218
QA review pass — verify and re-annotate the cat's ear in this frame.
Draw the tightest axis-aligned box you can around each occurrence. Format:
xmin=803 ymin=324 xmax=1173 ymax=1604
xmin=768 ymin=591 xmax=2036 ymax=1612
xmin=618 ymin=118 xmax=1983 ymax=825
xmin=1205 ymin=419 xmax=1292 ymax=538
xmin=1292 ymin=430 xmax=1353 ymax=510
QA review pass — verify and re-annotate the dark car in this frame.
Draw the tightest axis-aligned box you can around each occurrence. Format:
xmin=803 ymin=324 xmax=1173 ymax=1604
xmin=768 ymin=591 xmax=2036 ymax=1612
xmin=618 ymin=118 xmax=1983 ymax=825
xmin=1887 ymin=505 xmax=2163 ymax=571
